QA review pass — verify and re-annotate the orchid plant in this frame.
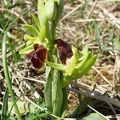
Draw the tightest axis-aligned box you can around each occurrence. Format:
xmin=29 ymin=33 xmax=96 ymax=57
xmin=19 ymin=0 xmax=97 ymax=118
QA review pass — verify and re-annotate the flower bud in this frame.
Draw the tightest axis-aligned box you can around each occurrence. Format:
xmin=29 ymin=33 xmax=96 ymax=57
xmin=54 ymin=0 xmax=64 ymax=25
xmin=45 ymin=0 xmax=56 ymax=20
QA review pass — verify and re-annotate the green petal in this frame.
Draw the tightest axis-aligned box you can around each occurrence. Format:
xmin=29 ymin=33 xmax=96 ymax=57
xmin=19 ymin=45 xmax=34 ymax=54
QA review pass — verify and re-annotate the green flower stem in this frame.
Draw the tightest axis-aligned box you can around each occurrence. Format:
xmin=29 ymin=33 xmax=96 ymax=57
xmin=51 ymin=20 xmax=57 ymax=40
xmin=44 ymin=1 xmax=65 ymax=116
xmin=2 ymin=32 xmax=22 ymax=120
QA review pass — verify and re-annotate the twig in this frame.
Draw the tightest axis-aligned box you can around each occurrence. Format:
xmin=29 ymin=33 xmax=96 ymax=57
xmin=98 ymin=0 xmax=120 ymax=2
xmin=106 ymin=102 xmax=117 ymax=115
xmin=92 ymin=67 xmax=113 ymax=87
xmin=71 ymin=81 xmax=102 ymax=94
xmin=75 ymin=18 xmax=103 ymax=22
xmin=67 ymin=87 xmax=120 ymax=108
xmin=16 ymin=71 xmax=46 ymax=84
xmin=87 ymin=104 xmax=109 ymax=120
xmin=60 ymin=4 xmax=82 ymax=22
xmin=87 ymin=0 xmax=98 ymax=18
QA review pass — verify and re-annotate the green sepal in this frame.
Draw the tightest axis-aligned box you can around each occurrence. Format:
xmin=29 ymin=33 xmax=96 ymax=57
xmin=43 ymin=38 xmax=51 ymax=50
xmin=23 ymin=24 xmax=39 ymax=37
xmin=24 ymin=26 xmax=47 ymax=46
xmin=68 ymin=45 xmax=89 ymax=71
xmin=31 ymin=14 xmax=41 ymax=31
xmin=61 ymin=55 xmax=97 ymax=87
xmin=75 ymin=51 xmax=89 ymax=70
xmin=46 ymin=60 xmax=76 ymax=76
xmin=81 ymin=44 xmax=88 ymax=54
xmin=72 ymin=55 xmax=97 ymax=79
xmin=78 ymin=44 xmax=88 ymax=61
xmin=39 ymin=26 xmax=46 ymax=42
xmin=46 ymin=61 xmax=67 ymax=71
xmin=19 ymin=44 xmax=34 ymax=54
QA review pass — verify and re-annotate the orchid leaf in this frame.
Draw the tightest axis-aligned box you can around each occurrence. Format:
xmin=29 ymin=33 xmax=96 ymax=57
xmin=23 ymin=24 xmax=39 ymax=37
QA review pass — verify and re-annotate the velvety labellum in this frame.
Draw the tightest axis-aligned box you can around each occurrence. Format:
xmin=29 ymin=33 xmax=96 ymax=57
xmin=26 ymin=44 xmax=47 ymax=69
xmin=55 ymin=39 xmax=73 ymax=64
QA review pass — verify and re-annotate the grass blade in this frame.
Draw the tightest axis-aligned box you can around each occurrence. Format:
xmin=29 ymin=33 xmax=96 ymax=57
xmin=1 ymin=89 xmax=9 ymax=120
xmin=94 ymin=22 xmax=102 ymax=54
xmin=2 ymin=32 xmax=22 ymax=120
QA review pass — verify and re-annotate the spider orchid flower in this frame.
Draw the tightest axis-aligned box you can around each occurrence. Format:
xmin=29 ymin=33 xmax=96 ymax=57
xmin=46 ymin=39 xmax=97 ymax=86
xmin=25 ymin=44 xmax=47 ymax=70
xmin=19 ymin=24 xmax=48 ymax=70
xmin=46 ymin=39 xmax=78 ymax=76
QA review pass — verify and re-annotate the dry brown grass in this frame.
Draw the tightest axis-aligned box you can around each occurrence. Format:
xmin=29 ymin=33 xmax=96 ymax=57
xmin=1 ymin=0 xmax=120 ymax=119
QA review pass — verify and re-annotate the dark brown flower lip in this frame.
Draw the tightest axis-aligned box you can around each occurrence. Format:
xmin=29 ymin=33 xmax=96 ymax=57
xmin=55 ymin=39 xmax=73 ymax=64
xmin=26 ymin=44 xmax=47 ymax=70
